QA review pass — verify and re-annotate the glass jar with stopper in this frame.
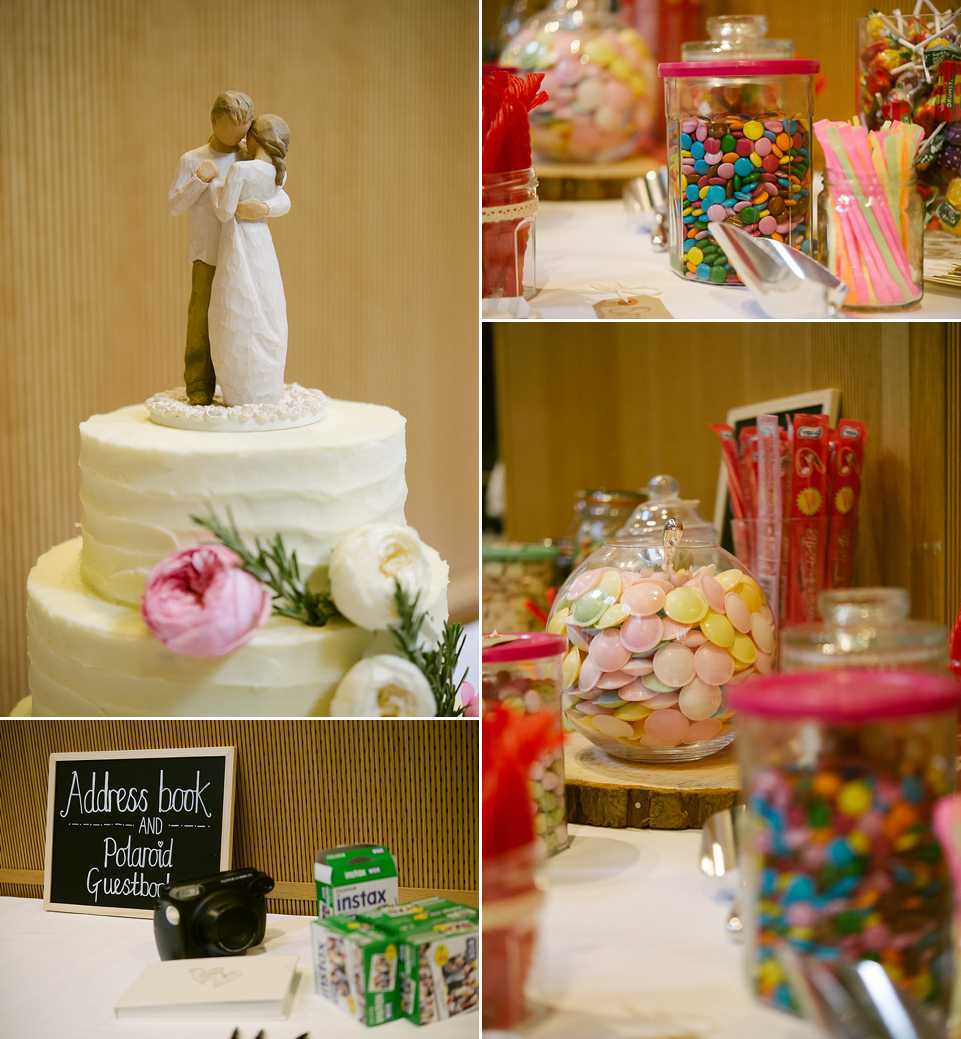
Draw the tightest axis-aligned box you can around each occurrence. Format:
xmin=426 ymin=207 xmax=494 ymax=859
xmin=548 ymin=475 xmax=777 ymax=763
xmin=779 ymin=587 xmax=949 ymax=672
xmin=680 ymin=16 xmax=795 ymax=61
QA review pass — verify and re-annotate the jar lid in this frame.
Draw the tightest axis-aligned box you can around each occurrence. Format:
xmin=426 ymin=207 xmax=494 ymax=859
xmin=658 ymin=59 xmax=819 ymax=78
xmin=729 ymin=670 xmax=961 ymax=721
xmin=482 ymin=633 xmax=567 ymax=664
xmin=615 ymin=474 xmax=719 ymax=543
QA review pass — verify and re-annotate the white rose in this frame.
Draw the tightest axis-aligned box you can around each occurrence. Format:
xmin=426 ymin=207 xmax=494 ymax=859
xmin=330 ymin=655 xmax=435 ymax=717
xmin=329 ymin=524 xmax=433 ymax=632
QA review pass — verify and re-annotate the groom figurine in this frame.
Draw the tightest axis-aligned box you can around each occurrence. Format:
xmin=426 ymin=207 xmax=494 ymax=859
xmin=168 ymin=91 xmax=290 ymax=405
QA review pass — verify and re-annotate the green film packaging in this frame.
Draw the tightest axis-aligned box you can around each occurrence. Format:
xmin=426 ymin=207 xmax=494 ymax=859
xmin=360 ymin=901 xmax=479 ymax=1026
xmin=314 ymin=843 xmax=398 ymax=918
xmin=310 ymin=917 xmax=400 ymax=1027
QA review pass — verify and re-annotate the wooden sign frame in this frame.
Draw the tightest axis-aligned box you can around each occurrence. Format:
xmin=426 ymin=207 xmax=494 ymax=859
xmin=43 ymin=746 xmax=235 ymax=918
xmin=712 ymin=389 xmax=841 ymax=553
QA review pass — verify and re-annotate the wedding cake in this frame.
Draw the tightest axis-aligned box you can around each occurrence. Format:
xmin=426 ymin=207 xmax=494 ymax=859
xmin=25 ymin=397 xmax=449 ymax=716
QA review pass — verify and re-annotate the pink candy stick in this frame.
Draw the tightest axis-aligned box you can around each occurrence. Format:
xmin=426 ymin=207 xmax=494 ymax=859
xmin=756 ymin=414 xmax=782 ymax=623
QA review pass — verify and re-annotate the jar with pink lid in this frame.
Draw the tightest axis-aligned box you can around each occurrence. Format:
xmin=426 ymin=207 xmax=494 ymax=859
xmin=481 ymin=633 xmax=569 ymax=855
xmin=658 ymin=58 xmax=818 ymax=285
xmin=730 ymin=670 xmax=960 ymax=1014
xmin=548 ymin=475 xmax=777 ymax=764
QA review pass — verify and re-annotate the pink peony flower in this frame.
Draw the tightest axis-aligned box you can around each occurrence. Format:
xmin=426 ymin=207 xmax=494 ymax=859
xmin=458 ymin=681 xmax=479 ymax=718
xmin=141 ymin=545 xmax=271 ymax=657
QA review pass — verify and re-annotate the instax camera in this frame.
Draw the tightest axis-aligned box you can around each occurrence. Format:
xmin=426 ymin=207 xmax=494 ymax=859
xmin=153 ymin=868 xmax=274 ymax=960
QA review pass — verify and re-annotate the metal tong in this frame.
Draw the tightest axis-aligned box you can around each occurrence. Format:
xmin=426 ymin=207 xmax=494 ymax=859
xmin=622 ymin=167 xmax=669 ymax=251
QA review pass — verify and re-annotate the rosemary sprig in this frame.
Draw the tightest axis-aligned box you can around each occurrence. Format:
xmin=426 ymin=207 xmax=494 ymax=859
xmin=391 ymin=580 xmax=467 ymax=718
xmin=191 ymin=509 xmax=341 ymax=627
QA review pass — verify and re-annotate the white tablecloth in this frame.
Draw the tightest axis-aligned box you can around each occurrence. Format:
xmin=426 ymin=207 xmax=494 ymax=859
xmin=504 ymin=824 xmax=820 ymax=1039
xmin=487 ymin=200 xmax=961 ymax=320
xmin=0 ymin=897 xmax=477 ymax=1038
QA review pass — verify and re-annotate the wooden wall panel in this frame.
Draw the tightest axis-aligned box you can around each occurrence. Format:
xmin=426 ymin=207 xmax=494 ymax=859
xmin=0 ymin=720 xmax=478 ymax=915
xmin=493 ymin=324 xmax=961 ymax=627
xmin=0 ymin=0 xmax=480 ymax=714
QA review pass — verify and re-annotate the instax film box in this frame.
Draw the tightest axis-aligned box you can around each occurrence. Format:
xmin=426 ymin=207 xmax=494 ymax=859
xmin=360 ymin=900 xmax=479 ymax=1026
xmin=310 ymin=917 xmax=399 ymax=1027
xmin=314 ymin=843 xmax=398 ymax=918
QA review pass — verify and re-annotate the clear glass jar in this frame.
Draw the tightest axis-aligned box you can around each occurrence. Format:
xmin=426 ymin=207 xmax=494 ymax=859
xmin=481 ymin=634 xmax=570 ymax=855
xmin=549 ymin=485 xmax=775 ymax=764
xmin=482 ymin=541 xmax=559 ymax=634
xmin=659 ymin=59 xmax=818 ymax=285
xmin=731 ymin=670 xmax=959 ymax=1014
xmin=817 ymin=168 xmax=923 ymax=310
xmin=780 ymin=588 xmax=949 ymax=672
xmin=568 ymin=487 xmax=647 ymax=565
xmin=681 ymin=15 xmax=794 ymax=61
xmin=482 ymin=167 xmax=538 ymax=300
xmin=499 ymin=0 xmax=656 ymax=163
xmin=481 ymin=841 xmax=546 ymax=1030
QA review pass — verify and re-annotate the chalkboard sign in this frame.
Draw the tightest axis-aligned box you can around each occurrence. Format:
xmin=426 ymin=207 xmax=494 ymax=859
xmin=44 ymin=747 xmax=235 ymax=918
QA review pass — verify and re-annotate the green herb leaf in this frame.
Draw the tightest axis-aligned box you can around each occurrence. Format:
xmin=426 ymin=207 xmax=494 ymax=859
xmin=391 ymin=580 xmax=467 ymax=718
xmin=191 ymin=509 xmax=341 ymax=627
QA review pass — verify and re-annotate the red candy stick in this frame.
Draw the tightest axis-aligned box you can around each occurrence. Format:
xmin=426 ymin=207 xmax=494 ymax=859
xmin=825 ymin=419 xmax=867 ymax=593
xmin=785 ymin=413 xmax=831 ymax=625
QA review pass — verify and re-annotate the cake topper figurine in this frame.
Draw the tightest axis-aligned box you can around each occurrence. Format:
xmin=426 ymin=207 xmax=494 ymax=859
xmin=155 ymin=92 xmax=325 ymax=431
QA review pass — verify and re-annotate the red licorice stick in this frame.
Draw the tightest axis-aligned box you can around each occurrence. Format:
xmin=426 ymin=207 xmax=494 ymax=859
xmin=825 ymin=419 xmax=867 ymax=592
xmin=756 ymin=416 xmax=782 ymax=622
xmin=785 ymin=413 xmax=831 ymax=625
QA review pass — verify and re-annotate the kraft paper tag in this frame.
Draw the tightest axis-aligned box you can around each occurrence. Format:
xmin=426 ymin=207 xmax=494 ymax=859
xmin=593 ymin=296 xmax=673 ymax=319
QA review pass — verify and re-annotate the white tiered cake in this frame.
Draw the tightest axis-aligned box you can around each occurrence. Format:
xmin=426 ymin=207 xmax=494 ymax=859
xmin=26 ymin=398 xmax=448 ymax=716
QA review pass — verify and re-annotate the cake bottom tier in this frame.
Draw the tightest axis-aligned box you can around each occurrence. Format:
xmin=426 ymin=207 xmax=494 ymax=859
xmin=27 ymin=538 xmax=391 ymax=717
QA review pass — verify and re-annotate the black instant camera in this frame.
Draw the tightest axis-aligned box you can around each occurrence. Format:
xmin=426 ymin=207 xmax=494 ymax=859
xmin=153 ymin=868 xmax=274 ymax=960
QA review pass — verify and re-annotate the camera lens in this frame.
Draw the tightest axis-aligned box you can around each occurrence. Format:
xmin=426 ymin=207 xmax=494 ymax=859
xmin=197 ymin=894 xmax=260 ymax=955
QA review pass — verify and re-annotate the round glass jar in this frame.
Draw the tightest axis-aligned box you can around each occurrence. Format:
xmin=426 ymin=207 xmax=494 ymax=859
xmin=482 ymin=634 xmax=570 ymax=855
xmin=659 ymin=59 xmax=818 ymax=285
xmin=482 ymin=167 xmax=538 ymax=300
xmin=817 ymin=168 xmax=923 ymax=310
xmin=731 ymin=670 xmax=959 ymax=1014
xmin=780 ymin=587 xmax=949 ymax=672
xmin=482 ymin=540 xmax=559 ymax=634
xmin=548 ymin=512 xmax=776 ymax=764
xmin=499 ymin=0 xmax=656 ymax=163
xmin=568 ymin=487 xmax=647 ymax=565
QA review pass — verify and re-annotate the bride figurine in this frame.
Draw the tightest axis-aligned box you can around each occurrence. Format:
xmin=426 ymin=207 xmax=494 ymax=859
xmin=208 ymin=115 xmax=290 ymax=406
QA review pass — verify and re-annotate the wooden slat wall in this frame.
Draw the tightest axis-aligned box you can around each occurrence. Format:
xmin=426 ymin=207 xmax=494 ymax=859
xmin=493 ymin=323 xmax=961 ymax=627
xmin=0 ymin=0 xmax=480 ymax=715
xmin=0 ymin=720 xmax=478 ymax=915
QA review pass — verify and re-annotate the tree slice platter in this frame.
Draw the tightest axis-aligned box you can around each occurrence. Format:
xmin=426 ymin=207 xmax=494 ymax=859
xmin=564 ymin=732 xmax=742 ymax=831
xmin=535 ymin=155 xmax=661 ymax=200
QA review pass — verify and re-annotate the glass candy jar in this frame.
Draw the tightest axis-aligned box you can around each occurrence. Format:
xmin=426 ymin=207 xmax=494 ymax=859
xmin=549 ymin=478 xmax=776 ymax=764
xmin=731 ymin=670 xmax=959 ymax=1014
xmin=568 ymin=488 xmax=647 ymax=565
xmin=659 ymin=58 xmax=818 ymax=285
xmin=482 ymin=541 xmax=559 ymax=634
xmin=482 ymin=167 xmax=538 ymax=300
xmin=482 ymin=634 xmax=570 ymax=855
xmin=780 ymin=587 xmax=949 ymax=673
xmin=817 ymin=168 xmax=923 ymax=310
xmin=499 ymin=0 xmax=656 ymax=163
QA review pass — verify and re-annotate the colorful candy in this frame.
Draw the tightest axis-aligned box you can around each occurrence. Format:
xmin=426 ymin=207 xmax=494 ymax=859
xmin=553 ymin=560 xmax=776 ymax=762
xmin=500 ymin=20 xmax=656 ymax=162
xmin=671 ymin=114 xmax=812 ymax=284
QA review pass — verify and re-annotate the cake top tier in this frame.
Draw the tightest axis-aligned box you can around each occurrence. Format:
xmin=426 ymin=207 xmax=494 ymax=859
xmin=79 ymin=399 xmax=408 ymax=606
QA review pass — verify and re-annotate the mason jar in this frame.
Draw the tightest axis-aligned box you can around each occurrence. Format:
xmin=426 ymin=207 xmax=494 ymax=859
xmin=482 ymin=167 xmax=538 ymax=300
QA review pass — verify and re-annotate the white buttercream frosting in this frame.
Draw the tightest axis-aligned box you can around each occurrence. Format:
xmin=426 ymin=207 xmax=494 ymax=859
xmin=28 ymin=538 xmax=449 ymax=717
xmin=79 ymin=398 xmax=408 ymax=606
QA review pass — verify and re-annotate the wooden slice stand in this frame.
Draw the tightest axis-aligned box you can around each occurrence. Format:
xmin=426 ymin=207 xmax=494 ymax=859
xmin=564 ymin=731 xmax=742 ymax=831
xmin=536 ymin=154 xmax=662 ymax=200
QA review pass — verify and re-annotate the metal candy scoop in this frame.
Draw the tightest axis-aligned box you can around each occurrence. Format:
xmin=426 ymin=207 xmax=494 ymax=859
xmin=708 ymin=221 xmax=848 ymax=319
xmin=623 ymin=167 xmax=669 ymax=251
xmin=699 ymin=805 xmax=745 ymax=936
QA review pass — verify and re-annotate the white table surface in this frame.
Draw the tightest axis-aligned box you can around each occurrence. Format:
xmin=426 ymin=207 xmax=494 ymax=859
xmin=499 ymin=823 xmax=820 ymax=1039
xmin=0 ymin=897 xmax=477 ymax=1038
xmin=487 ymin=199 xmax=961 ymax=321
